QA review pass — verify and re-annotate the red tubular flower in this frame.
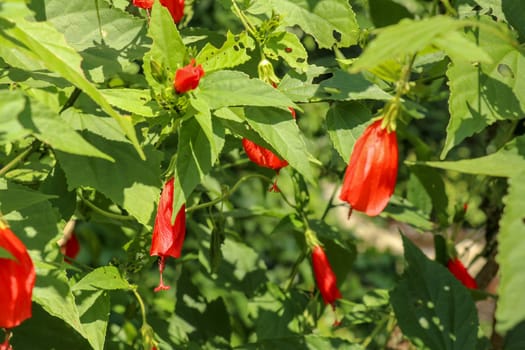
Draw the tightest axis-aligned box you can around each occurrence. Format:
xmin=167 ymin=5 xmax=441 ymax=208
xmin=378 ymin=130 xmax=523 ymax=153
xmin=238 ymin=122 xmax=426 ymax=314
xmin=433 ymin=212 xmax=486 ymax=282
xmin=447 ymin=258 xmax=478 ymax=289
xmin=311 ymin=245 xmax=342 ymax=307
xmin=133 ymin=0 xmax=154 ymax=9
xmin=150 ymin=178 xmax=186 ymax=292
xmin=173 ymin=59 xmax=204 ymax=94
xmin=60 ymin=233 xmax=80 ymax=261
xmin=339 ymin=119 xmax=398 ymax=216
xmin=159 ymin=0 xmax=184 ymax=24
xmin=0 ymin=225 xmax=36 ymax=329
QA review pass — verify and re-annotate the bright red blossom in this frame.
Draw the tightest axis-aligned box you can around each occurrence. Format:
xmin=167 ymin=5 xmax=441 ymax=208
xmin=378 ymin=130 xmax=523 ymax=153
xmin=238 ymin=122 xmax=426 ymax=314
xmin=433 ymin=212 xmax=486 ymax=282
xmin=339 ymin=119 xmax=398 ymax=216
xmin=447 ymin=258 xmax=478 ymax=289
xmin=174 ymin=59 xmax=204 ymax=94
xmin=132 ymin=0 xmax=154 ymax=9
xmin=150 ymin=178 xmax=186 ymax=292
xmin=0 ymin=225 xmax=36 ymax=329
xmin=159 ymin=0 xmax=184 ymax=24
xmin=311 ymin=245 xmax=342 ymax=307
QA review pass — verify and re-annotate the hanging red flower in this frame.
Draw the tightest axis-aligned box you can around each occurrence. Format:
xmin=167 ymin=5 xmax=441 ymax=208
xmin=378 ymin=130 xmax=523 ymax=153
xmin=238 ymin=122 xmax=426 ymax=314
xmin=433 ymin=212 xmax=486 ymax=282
xmin=60 ymin=232 xmax=80 ymax=262
xmin=311 ymin=245 xmax=342 ymax=308
xmin=133 ymin=0 xmax=154 ymax=9
xmin=339 ymin=119 xmax=398 ymax=216
xmin=0 ymin=224 xmax=36 ymax=329
xmin=159 ymin=0 xmax=185 ymax=24
xmin=173 ymin=59 xmax=204 ymax=94
xmin=447 ymin=258 xmax=478 ymax=289
xmin=150 ymin=178 xmax=186 ymax=292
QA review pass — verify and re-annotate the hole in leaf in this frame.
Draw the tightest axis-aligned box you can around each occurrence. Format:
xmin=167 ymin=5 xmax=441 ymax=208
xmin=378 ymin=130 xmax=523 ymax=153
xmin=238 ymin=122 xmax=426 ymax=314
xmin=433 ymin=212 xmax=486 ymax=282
xmin=332 ymin=30 xmax=342 ymax=42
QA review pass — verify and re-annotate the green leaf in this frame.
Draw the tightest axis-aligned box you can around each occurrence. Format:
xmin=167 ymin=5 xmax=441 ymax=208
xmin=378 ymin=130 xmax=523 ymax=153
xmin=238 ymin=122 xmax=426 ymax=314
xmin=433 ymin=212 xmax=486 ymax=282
xmin=239 ymin=334 xmax=363 ymax=349
xmin=496 ymin=172 xmax=525 ymax=333
xmin=270 ymin=0 xmax=359 ymax=49
xmin=0 ymin=0 xmax=34 ymax=19
xmin=76 ymin=290 xmax=110 ymax=350
xmin=315 ymin=70 xmax=391 ymax=101
xmin=263 ymin=31 xmax=308 ymax=72
xmin=55 ymin=134 xmax=163 ymax=226
xmin=0 ymin=16 xmax=145 ymax=159
xmin=424 ymin=135 xmax=525 ymax=178
xmin=383 ymin=196 xmax=435 ymax=231
xmin=196 ymin=70 xmax=297 ymax=110
xmin=196 ymin=31 xmax=255 ymax=72
xmin=0 ymin=178 xmax=57 ymax=214
xmin=502 ymin=0 xmax=525 ymax=40
xmin=72 ymin=266 xmax=131 ymax=291
xmin=100 ymin=89 xmax=155 ymax=117
xmin=0 ymin=90 xmax=30 ymax=143
xmin=391 ymin=235 xmax=479 ymax=350
xmin=325 ymin=102 xmax=372 ymax=161
xmin=351 ymin=16 xmax=491 ymax=73
xmin=172 ymin=117 xmax=225 ymax=215
xmin=443 ymin=18 xmax=525 ymax=157
xmin=369 ymin=0 xmax=413 ymax=27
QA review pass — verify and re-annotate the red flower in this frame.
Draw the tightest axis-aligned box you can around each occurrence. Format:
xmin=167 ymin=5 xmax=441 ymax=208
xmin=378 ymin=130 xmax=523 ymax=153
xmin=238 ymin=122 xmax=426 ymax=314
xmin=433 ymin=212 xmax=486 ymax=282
xmin=311 ymin=245 xmax=342 ymax=307
xmin=447 ymin=258 xmax=478 ymax=289
xmin=0 ymin=225 xmax=36 ymax=329
xmin=339 ymin=119 xmax=398 ymax=216
xmin=150 ymin=178 xmax=186 ymax=292
xmin=159 ymin=0 xmax=184 ymax=24
xmin=133 ymin=0 xmax=154 ymax=9
xmin=60 ymin=233 xmax=80 ymax=261
xmin=173 ymin=59 xmax=204 ymax=94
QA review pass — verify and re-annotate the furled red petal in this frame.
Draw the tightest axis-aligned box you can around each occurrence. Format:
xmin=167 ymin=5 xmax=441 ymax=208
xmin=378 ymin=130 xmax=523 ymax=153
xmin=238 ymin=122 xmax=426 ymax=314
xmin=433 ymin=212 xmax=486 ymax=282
xmin=0 ymin=227 xmax=36 ymax=329
xmin=311 ymin=245 xmax=342 ymax=306
xmin=242 ymin=138 xmax=289 ymax=171
xmin=173 ymin=59 xmax=205 ymax=93
xmin=150 ymin=178 xmax=187 ymax=259
xmin=61 ymin=233 xmax=80 ymax=261
xmin=447 ymin=258 xmax=478 ymax=289
xmin=339 ymin=119 xmax=398 ymax=216
xmin=159 ymin=0 xmax=185 ymax=23
xmin=133 ymin=0 xmax=154 ymax=9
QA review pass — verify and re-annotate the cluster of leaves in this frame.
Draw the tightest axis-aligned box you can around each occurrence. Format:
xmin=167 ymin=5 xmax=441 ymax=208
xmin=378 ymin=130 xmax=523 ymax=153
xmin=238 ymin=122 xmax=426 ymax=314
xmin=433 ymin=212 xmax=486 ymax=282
xmin=1 ymin=0 xmax=525 ymax=349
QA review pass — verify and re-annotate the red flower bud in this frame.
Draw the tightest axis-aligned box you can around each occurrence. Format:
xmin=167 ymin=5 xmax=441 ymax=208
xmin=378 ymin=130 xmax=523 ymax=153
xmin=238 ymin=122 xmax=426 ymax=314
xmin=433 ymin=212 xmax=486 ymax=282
xmin=339 ymin=119 xmax=398 ymax=216
xmin=150 ymin=178 xmax=186 ymax=292
xmin=311 ymin=245 xmax=342 ymax=307
xmin=159 ymin=0 xmax=185 ymax=24
xmin=447 ymin=258 xmax=478 ymax=289
xmin=0 ymin=226 xmax=36 ymax=329
xmin=60 ymin=233 xmax=80 ymax=262
xmin=173 ymin=59 xmax=204 ymax=94
xmin=133 ymin=0 xmax=154 ymax=9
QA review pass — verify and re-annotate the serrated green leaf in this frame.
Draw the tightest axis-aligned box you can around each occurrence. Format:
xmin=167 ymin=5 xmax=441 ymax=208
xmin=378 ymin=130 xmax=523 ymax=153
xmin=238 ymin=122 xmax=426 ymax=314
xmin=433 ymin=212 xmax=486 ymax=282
xmin=315 ymin=70 xmax=391 ymax=101
xmin=325 ymin=102 xmax=372 ymax=161
xmin=196 ymin=31 xmax=255 ymax=72
xmin=351 ymin=17 xmax=491 ymax=73
xmin=263 ymin=31 xmax=308 ymax=72
xmin=0 ymin=16 xmax=145 ymax=159
xmin=172 ymin=117 xmax=225 ymax=215
xmin=72 ymin=266 xmax=131 ymax=291
xmin=100 ymin=89 xmax=155 ymax=117
xmin=496 ymin=172 xmax=525 ymax=333
xmin=0 ymin=178 xmax=57 ymax=214
xmin=0 ymin=90 xmax=31 ymax=143
xmin=391 ymin=235 xmax=479 ymax=350
xmin=443 ymin=18 xmax=525 ymax=158
xmin=196 ymin=70 xmax=296 ymax=110
xmin=270 ymin=0 xmax=359 ymax=49
xmin=55 ymin=134 xmax=162 ymax=226
xmin=424 ymin=135 xmax=525 ymax=177
xmin=278 ymin=74 xmax=319 ymax=103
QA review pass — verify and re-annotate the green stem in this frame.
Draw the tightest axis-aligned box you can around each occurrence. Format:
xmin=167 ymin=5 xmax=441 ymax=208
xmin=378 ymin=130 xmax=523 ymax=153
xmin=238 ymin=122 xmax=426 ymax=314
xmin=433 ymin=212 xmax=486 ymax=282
xmin=231 ymin=0 xmax=258 ymax=39
xmin=320 ymin=185 xmax=338 ymax=221
xmin=361 ymin=314 xmax=389 ymax=348
xmin=440 ymin=0 xmax=457 ymax=16
xmin=79 ymin=192 xmax=135 ymax=221
xmin=131 ymin=287 xmax=148 ymax=326
xmin=59 ymin=87 xmax=82 ymax=113
xmin=0 ymin=144 xmax=35 ymax=177
xmin=286 ymin=250 xmax=307 ymax=292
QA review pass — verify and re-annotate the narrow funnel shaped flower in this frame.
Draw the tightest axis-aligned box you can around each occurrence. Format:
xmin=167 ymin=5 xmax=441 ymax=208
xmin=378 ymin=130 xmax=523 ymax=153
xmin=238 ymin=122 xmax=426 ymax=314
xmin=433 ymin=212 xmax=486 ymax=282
xmin=0 ymin=224 xmax=36 ymax=329
xmin=173 ymin=59 xmax=204 ymax=94
xmin=339 ymin=119 xmax=398 ymax=216
xmin=311 ymin=245 xmax=342 ymax=307
xmin=447 ymin=258 xmax=478 ymax=289
xmin=133 ymin=0 xmax=154 ymax=9
xmin=60 ymin=232 xmax=80 ymax=262
xmin=160 ymin=0 xmax=185 ymax=24
xmin=150 ymin=178 xmax=186 ymax=291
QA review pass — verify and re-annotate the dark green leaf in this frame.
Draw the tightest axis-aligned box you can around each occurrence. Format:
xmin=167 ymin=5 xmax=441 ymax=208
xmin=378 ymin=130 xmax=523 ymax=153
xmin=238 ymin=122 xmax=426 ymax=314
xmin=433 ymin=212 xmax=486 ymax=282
xmin=0 ymin=178 xmax=57 ymax=214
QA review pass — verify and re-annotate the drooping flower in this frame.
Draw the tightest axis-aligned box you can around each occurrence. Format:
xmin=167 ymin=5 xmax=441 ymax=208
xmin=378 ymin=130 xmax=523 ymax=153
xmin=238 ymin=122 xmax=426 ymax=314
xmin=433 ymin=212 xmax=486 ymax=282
xmin=447 ymin=258 xmax=478 ymax=289
xmin=311 ymin=245 xmax=342 ymax=307
xmin=133 ymin=0 xmax=154 ymax=9
xmin=173 ymin=59 xmax=204 ymax=94
xmin=159 ymin=0 xmax=185 ymax=24
xmin=60 ymin=232 xmax=80 ymax=262
xmin=339 ymin=119 xmax=398 ymax=216
xmin=0 ymin=224 xmax=36 ymax=329
xmin=150 ymin=178 xmax=186 ymax=292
